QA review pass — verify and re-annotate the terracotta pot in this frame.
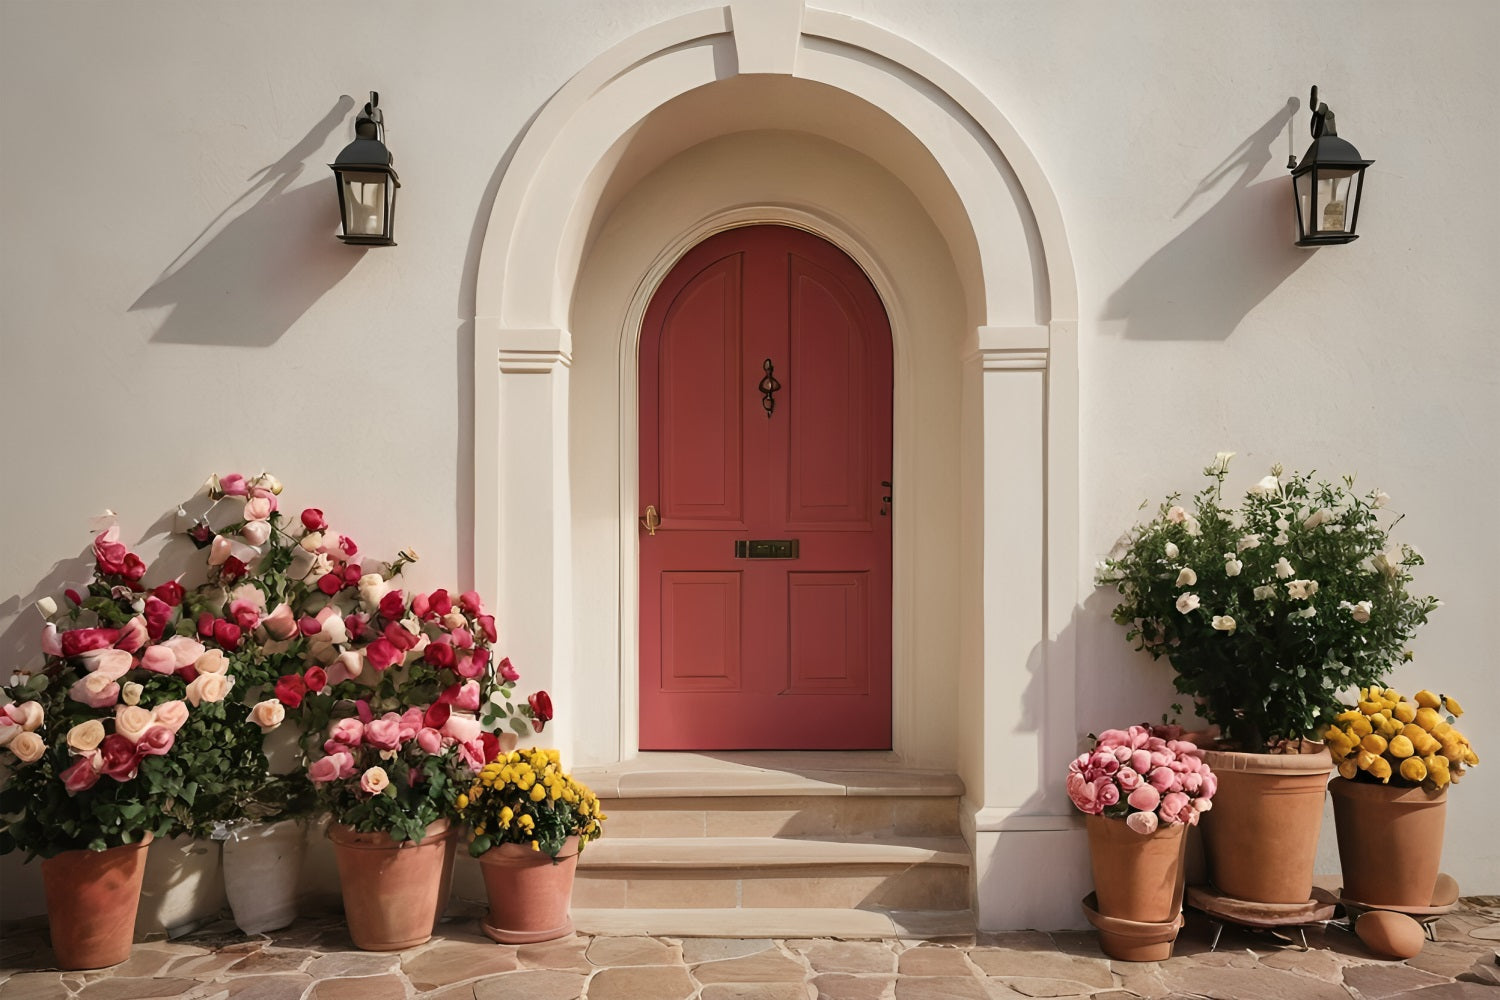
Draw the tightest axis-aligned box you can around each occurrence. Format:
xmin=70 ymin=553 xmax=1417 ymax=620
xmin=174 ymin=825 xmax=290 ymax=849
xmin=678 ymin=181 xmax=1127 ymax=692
xmin=1081 ymin=892 xmax=1185 ymax=963
xmin=1329 ymin=777 xmax=1447 ymax=908
xmin=40 ymin=833 xmax=153 ymax=970
xmin=1086 ymin=814 xmax=1188 ymax=924
xmin=476 ymin=836 xmax=579 ymax=944
xmin=328 ymin=819 xmax=457 ymax=951
xmin=1199 ymin=747 xmax=1332 ymax=903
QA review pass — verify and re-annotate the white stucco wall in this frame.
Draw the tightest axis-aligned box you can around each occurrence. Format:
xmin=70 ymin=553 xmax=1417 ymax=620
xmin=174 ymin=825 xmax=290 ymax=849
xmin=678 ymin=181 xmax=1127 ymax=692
xmin=2 ymin=0 xmax=1496 ymax=920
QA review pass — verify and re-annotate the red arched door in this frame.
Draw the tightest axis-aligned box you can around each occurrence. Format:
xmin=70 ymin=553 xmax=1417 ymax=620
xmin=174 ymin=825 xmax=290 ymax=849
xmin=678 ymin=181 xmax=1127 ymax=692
xmin=639 ymin=225 xmax=893 ymax=749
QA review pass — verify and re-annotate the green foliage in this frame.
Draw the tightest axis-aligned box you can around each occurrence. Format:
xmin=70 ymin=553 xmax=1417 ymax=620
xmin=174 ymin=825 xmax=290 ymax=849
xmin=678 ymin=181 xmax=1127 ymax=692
xmin=1095 ymin=456 xmax=1439 ymax=750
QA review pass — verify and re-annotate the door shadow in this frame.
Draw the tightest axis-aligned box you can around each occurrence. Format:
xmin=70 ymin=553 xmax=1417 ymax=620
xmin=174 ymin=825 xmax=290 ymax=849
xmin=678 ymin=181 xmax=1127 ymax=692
xmin=1104 ymin=99 xmax=1314 ymax=341
xmin=132 ymin=97 xmax=362 ymax=347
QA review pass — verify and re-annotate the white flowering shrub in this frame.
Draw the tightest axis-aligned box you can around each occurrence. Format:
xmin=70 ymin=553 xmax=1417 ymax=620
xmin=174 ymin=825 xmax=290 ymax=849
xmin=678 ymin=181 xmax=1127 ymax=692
xmin=1095 ymin=455 xmax=1439 ymax=751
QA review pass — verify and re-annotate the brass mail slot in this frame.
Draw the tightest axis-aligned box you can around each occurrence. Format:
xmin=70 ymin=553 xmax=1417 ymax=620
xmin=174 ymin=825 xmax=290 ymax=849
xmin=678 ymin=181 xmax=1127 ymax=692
xmin=734 ymin=539 xmax=800 ymax=560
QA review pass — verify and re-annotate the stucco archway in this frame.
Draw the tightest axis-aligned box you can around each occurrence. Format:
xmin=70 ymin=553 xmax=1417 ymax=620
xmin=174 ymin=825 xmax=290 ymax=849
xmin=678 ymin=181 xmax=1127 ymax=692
xmin=471 ymin=0 xmax=1084 ymax=929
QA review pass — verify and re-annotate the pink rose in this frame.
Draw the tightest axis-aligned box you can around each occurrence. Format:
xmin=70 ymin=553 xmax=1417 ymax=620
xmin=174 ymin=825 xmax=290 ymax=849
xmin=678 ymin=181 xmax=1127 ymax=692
xmin=61 ymin=627 xmax=120 ymax=656
xmin=185 ymin=672 xmax=234 ymax=707
xmin=244 ymin=496 xmax=275 ymax=521
xmin=364 ymin=716 xmax=402 ymax=751
xmin=1127 ymin=785 xmax=1161 ymax=813
xmin=151 ymin=700 xmax=190 ymax=733
xmin=93 ymin=527 xmax=129 ymax=575
xmin=114 ymin=616 xmax=148 ymax=653
xmin=229 ymin=599 xmax=261 ymax=631
xmin=477 ymin=615 xmax=497 ymax=644
xmin=261 ymin=602 xmax=298 ymax=640
xmin=1116 ymin=766 xmax=1142 ymax=791
xmin=1092 ymin=777 xmax=1120 ymax=808
xmin=98 ymin=734 xmax=140 ymax=781
xmin=114 ymin=705 xmax=155 ymax=742
xmin=139 ymin=645 xmax=179 ymax=674
xmin=416 ymin=728 xmax=445 ymax=754
xmin=457 ymin=739 xmax=485 ymax=771
xmin=3 ymin=702 xmax=44 ymax=731
xmin=1129 ymin=748 xmax=1152 ymax=774
xmin=219 ymin=473 xmax=248 ymax=496
xmin=359 ymin=766 xmax=391 ymax=795
xmin=449 ymin=681 xmax=481 ymax=712
xmin=325 ymin=718 xmax=365 ymax=752
xmin=397 ymin=708 xmax=424 ymax=741
xmin=365 ymin=638 xmax=401 ymax=671
xmin=1095 ymin=728 xmax=1129 ymax=750
xmin=78 ymin=647 xmax=134 ymax=680
xmin=70 ymin=673 xmax=121 ymax=709
xmin=459 ymin=591 xmax=484 ymax=615
xmin=441 ymin=714 xmax=482 ymax=744
xmin=308 ymin=751 xmax=355 ymax=783
xmin=209 ymin=534 xmax=234 ymax=567
xmin=61 ymin=753 xmax=103 ymax=793
xmin=1067 ymin=771 xmax=1098 ymax=814
xmin=41 ymin=622 xmax=63 ymax=657
xmin=499 ymin=657 xmax=520 ymax=683
xmin=326 ymin=650 xmax=364 ymax=686
xmin=249 ymin=700 xmax=286 ymax=733
xmin=1126 ymin=811 xmax=1160 ymax=835
xmin=241 ymin=519 xmax=272 ymax=546
xmin=1148 ymin=766 xmax=1176 ymax=792
xmin=161 ymin=635 xmax=206 ymax=668
xmin=1159 ymin=791 xmax=1190 ymax=825
xmin=136 ymin=726 xmax=175 ymax=757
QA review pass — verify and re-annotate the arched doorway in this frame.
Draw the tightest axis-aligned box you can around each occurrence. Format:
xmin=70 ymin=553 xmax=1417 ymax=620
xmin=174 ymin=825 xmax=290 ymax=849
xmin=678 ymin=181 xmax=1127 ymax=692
xmin=637 ymin=224 xmax=893 ymax=749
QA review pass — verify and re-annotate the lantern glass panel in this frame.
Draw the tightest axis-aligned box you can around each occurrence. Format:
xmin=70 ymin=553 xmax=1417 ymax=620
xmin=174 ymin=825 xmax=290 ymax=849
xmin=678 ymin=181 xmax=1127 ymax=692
xmin=1313 ymin=168 xmax=1358 ymax=235
xmin=340 ymin=171 xmax=389 ymax=237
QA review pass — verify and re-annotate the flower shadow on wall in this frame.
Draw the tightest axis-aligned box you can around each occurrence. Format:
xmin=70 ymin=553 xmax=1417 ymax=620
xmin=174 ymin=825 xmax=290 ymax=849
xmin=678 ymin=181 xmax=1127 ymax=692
xmin=130 ymin=97 xmax=361 ymax=347
xmin=1104 ymin=98 xmax=1313 ymax=341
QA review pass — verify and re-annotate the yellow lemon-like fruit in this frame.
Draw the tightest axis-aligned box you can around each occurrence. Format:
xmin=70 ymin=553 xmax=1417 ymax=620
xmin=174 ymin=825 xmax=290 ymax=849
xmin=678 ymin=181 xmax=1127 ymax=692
xmin=1358 ymin=699 xmax=1383 ymax=715
xmin=1348 ymin=715 xmax=1372 ymax=737
xmin=1366 ymin=756 xmax=1393 ymax=782
xmin=1387 ymin=735 xmax=1415 ymax=759
xmin=1382 ymin=687 xmax=1400 ymax=703
xmin=1336 ymin=709 xmax=1364 ymax=725
xmin=1399 ymin=757 xmax=1427 ymax=783
xmin=1360 ymin=733 xmax=1388 ymax=755
xmin=1338 ymin=758 xmax=1360 ymax=780
xmin=1443 ymin=694 xmax=1464 ymax=717
xmin=1414 ymin=707 xmax=1440 ymax=731
xmin=1368 ymin=712 xmax=1388 ymax=730
xmin=1377 ymin=718 xmax=1403 ymax=740
xmin=1393 ymin=701 xmax=1416 ymax=724
xmin=1356 ymin=749 xmax=1377 ymax=770
xmin=1414 ymin=689 xmax=1441 ymax=709
xmin=1416 ymin=734 xmax=1442 ymax=757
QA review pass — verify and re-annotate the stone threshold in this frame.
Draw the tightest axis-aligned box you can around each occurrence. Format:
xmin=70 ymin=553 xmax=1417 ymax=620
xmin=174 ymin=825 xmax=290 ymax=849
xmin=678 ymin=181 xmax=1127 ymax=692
xmin=580 ymin=834 xmax=971 ymax=869
xmin=573 ymin=751 xmax=965 ymax=798
xmin=572 ymin=906 xmax=976 ymax=939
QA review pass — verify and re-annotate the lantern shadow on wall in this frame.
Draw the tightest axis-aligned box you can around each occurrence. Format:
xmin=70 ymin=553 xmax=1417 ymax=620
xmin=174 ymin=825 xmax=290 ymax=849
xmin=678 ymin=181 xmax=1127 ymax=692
xmin=132 ymin=97 xmax=362 ymax=347
xmin=1104 ymin=98 xmax=1314 ymax=341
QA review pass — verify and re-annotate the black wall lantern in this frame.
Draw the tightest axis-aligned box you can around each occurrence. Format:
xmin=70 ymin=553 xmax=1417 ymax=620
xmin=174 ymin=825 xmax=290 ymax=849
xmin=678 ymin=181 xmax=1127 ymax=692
xmin=330 ymin=92 xmax=400 ymax=246
xmin=1289 ymin=85 xmax=1373 ymax=247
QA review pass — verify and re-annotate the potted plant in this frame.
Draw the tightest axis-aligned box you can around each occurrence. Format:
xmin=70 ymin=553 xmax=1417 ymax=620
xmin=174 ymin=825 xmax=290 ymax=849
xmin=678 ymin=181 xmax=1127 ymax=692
xmin=0 ymin=527 xmax=242 ymax=969
xmin=1095 ymin=454 xmax=1438 ymax=903
xmin=1067 ymin=724 xmax=1216 ymax=961
xmin=1322 ymin=684 xmax=1476 ymax=908
xmin=455 ymin=746 xmax=605 ymax=943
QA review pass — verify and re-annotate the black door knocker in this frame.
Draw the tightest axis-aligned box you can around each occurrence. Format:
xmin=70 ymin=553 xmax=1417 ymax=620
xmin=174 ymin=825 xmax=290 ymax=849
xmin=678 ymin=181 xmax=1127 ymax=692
xmin=758 ymin=358 xmax=782 ymax=418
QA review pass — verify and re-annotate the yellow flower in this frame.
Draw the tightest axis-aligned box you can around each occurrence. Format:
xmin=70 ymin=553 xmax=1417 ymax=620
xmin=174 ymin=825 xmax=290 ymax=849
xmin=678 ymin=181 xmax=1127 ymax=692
xmin=1443 ymin=694 xmax=1464 ymax=717
xmin=530 ymin=784 xmax=547 ymax=801
xmin=455 ymin=794 xmax=469 ymax=810
xmin=1360 ymin=733 xmax=1387 ymax=756
xmin=1399 ymin=757 xmax=1427 ymax=783
xmin=1414 ymin=707 xmax=1440 ymax=731
xmin=1387 ymin=735 xmax=1414 ymax=759
xmin=1366 ymin=757 xmax=1392 ymax=783
xmin=1337 ymin=759 xmax=1359 ymax=780
xmin=1392 ymin=701 xmax=1416 ymax=724
xmin=1414 ymin=689 xmax=1441 ymax=709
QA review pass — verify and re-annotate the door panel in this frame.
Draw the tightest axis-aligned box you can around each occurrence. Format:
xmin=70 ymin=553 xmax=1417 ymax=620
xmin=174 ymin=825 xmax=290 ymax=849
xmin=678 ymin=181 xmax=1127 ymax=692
xmin=640 ymin=225 xmax=892 ymax=749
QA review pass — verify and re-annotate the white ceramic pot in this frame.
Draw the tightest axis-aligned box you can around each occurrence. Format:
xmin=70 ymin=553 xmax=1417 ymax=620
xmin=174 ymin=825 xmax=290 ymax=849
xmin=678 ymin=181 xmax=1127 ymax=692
xmin=223 ymin=819 xmax=305 ymax=934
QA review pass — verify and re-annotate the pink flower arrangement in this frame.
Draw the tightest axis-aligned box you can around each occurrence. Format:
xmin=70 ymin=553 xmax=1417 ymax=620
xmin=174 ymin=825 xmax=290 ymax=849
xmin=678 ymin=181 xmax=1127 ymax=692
xmin=1067 ymin=724 xmax=1217 ymax=835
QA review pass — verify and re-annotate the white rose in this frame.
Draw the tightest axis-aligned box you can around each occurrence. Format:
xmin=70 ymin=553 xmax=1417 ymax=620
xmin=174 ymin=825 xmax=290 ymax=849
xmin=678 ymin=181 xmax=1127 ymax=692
xmin=1166 ymin=506 xmax=1187 ymax=524
xmin=1303 ymin=509 xmax=1331 ymax=530
xmin=1249 ymin=475 xmax=1281 ymax=497
xmin=185 ymin=672 xmax=234 ymax=707
xmin=1211 ymin=615 xmax=1237 ymax=633
xmin=1183 ymin=515 xmax=1201 ymax=537
xmin=8 ymin=731 xmax=44 ymax=763
xmin=36 ymin=596 xmax=58 ymax=617
xmin=114 ymin=705 xmax=155 ymax=743
xmin=300 ymin=531 xmax=324 ymax=553
xmin=1372 ymin=490 xmax=1390 ymax=509
xmin=1253 ymin=585 xmax=1278 ymax=601
xmin=1274 ymin=557 xmax=1295 ymax=579
xmin=1175 ymin=568 xmax=1197 ymax=587
xmin=1285 ymin=579 xmax=1319 ymax=600
xmin=1175 ymin=593 xmax=1200 ymax=614
xmin=1294 ymin=606 xmax=1317 ymax=619
xmin=249 ymin=700 xmax=286 ymax=733
xmin=1224 ymin=558 xmax=1243 ymax=577
xmin=122 ymin=681 xmax=144 ymax=706
xmin=67 ymin=719 xmax=106 ymax=753
xmin=195 ymin=649 xmax=230 ymax=675
xmin=357 ymin=574 xmax=392 ymax=610
xmin=1164 ymin=542 xmax=1179 ymax=560
xmin=241 ymin=520 xmax=272 ymax=546
xmin=1236 ymin=534 xmax=1261 ymax=552
xmin=1208 ymin=452 xmax=1235 ymax=476
xmin=1348 ymin=601 xmax=1372 ymax=623
xmin=1372 ymin=549 xmax=1402 ymax=578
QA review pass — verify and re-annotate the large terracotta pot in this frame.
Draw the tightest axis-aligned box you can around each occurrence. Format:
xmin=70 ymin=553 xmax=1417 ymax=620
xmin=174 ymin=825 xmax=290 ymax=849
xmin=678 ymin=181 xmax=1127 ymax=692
xmin=1086 ymin=815 xmax=1188 ymax=923
xmin=224 ymin=818 xmax=305 ymax=934
xmin=328 ymin=819 xmax=457 ymax=951
xmin=1330 ymin=777 xmax=1447 ymax=908
xmin=1199 ymin=746 xmax=1332 ymax=903
xmin=40 ymin=833 xmax=153 ymax=970
xmin=476 ymin=836 xmax=579 ymax=944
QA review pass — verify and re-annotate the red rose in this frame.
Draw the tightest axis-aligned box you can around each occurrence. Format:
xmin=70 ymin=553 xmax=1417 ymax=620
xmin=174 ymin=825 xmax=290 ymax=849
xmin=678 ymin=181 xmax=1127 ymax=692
xmin=298 ymin=615 xmax=323 ymax=637
xmin=365 ymin=638 xmax=401 ymax=671
xmin=151 ymin=580 xmax=185 ymax=606
xmin=478 ymin=731 xmax=500 ymax=764
xmin=383 ymin=622 xmax=418 ymax=652
xmin=220 ymin=556 xmax=247 ymax=582
xmin=342 ymin=564 xmax=362 ymax=586
xmin=65 ymin=588 xmax=83 ymax=606
xmin=275 ymin=674 xmax=307 ymax=709
xmin=60 ymin=627 xmax=120 ymax=657
xmin=429 ymin=589 xmax=452 ymax=617
xmin=528 ymin=690 xmax=553 ymax=723
xmin=499 ymin=657 xmax=520 ymax=683
xmin=122 ymin=553 xmax=147 ymax=583
xmin=61 ymin=755 xmax=102 ymax=793
xmin=339 ymin=536 xmax=358 ymax=558
xmin=93 ymin=530 xmax=129 ymax=575
xmin=477 ymin=615 xmax=497 ymax=644
xmin=304 ymin=666 xmax=328 ymax=694
xmin=143 ymin=597 xmax=173 ymax=641
xmin=423 ymin=702 xmax=451 ymax=730
xmin=300 ymin=508 xmax=328 ymax=532
xmin=459 ymin=591 xmax=484 ymax=615
xmin=424 ymin=640 xmax=455 ymax=668
xmin=343 ymin=614 xmax=367 ymax=640
xmin=229 ymin=599 xmax=261 ymax=630
xmin=378 ymin=590 xmax=405 ymax=621
xmin=99 ymin=734 xmax=141 ymax=782
xmin=213 ymin=620 xmax=243 ymax=650
xmin=317 ymin=573 xmax=343 ymax=596
xmin=197 ymin=612 xmax=217 ymax=639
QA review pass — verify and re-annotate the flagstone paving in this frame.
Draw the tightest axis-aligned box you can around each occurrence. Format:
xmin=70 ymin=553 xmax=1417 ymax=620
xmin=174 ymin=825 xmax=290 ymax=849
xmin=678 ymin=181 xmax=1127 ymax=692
xmin=1 ymin=898 xmax=1495 ymax=999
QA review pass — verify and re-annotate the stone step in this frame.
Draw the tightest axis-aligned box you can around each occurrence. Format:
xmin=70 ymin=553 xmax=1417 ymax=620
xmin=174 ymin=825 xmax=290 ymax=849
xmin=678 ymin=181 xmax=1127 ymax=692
xmin=571 ymin=906 xmax=975 ymax=939
xmin=575 ymin=835 xmax=971 ymax=911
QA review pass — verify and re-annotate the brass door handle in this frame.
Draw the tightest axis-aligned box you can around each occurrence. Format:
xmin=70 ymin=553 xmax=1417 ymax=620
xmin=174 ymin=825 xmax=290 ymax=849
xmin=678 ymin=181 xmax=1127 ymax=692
xmin=640 ymin=505 xmax=660 ymax=536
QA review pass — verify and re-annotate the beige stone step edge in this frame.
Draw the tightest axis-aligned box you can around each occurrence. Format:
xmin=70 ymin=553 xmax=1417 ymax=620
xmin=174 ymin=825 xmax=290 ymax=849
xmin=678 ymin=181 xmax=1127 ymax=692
xmin=572 ymin=906 xmax=975 ymax=939
xmin=574 ymin=753 xmax=965 ymax=799
xmin=579 ymin=835 xmax=971 ymax=870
